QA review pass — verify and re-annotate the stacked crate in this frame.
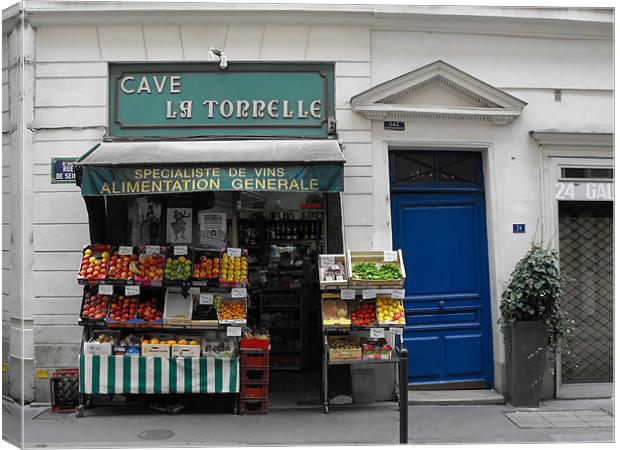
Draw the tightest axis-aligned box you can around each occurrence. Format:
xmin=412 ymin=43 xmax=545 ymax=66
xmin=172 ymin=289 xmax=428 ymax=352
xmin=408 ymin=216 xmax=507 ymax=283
xmin=239 ymin=349 xmax=270 ymax=414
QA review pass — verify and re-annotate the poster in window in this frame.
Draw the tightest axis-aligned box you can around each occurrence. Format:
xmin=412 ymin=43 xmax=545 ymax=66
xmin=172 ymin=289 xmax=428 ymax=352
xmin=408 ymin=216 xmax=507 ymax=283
xmin=197 ymin=211 xmax=227 ymax=248
xmin=166 ymin=208 xmax=193 ymax=244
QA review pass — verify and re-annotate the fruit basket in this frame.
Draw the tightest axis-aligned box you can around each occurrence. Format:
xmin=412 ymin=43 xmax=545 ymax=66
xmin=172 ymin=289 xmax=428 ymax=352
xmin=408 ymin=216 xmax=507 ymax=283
xmin=219 ymin=248 xmax=249 ymax=288
xmin=202 ymin=338 xmax=236 ymax=358
xmin=191 ymin=249 xmax=222 ymax=286
xmin=163 ymin=287 xmax=192 ymax=326
xmin=347 ymin=250 xmax=406 ymax=287
xmin=164 ymin=246 xmax=194 ymax=284
xmin=350 ymin=300 xmax=377 ymax=327
xmin=217 ymin=297 xmax=247 ymax=325
xmin=136 ymin=291 xmax=165 ymax=326
xmin=171 ymin=336 xmax=202 ymax=358
xmin=318 ymin=254 xmax=348 ymax=289
xmin=77 ymin=244 xmax=111 ymax=285
xmin=375 ymin=296 xmax=406 ymax=326
xmin=360 ymin=338 xmax=393 ymax=360
xmin=79 ymin=286 xmax=110 ymax=324
xmin=134 ymin=245 xmax=166 ymax=286
xmin=326 ymin=335 xmax=361 ymax=361
xmin=321 ymin=298 xmax=351 ymax=327
xmin=190 ymin=290 xmax=221 ymax=328
xmin=105 ymin=293 xmax=140 ymax=325
xmin=106 ymin=246 xmax=140 ymax=284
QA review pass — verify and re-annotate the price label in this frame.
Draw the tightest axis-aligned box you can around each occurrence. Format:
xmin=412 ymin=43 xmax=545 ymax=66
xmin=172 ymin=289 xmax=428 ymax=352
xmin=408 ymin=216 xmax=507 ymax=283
xmin=389 ymin=327 xmax=404 ymax=336
xmin=200 ymin=293 xmax=214 ymax=305
xmin=384 ymin=250 xmax=398 ymax=262
xmin=370 ymin=328 xmax=385 ymax=339
xmin=362 ymin=289 xmax=377 ymax=299
xmin=174 ymin=245 xmax=188 ymax=256
xmin=125 ymin=285 xmax=140 ymax=296
xmin=118 ymin=246 xmax=133 ymax=256
xmin=227 ymin=248 xmax=242 ymax=257
xmin=227 ymin=326 xmax=242 ymax=337
xmin=391 ymin=289 xmax=405 ymax=299
xmin=98 ymin=285 xmax=113 ymax=295
xmin=146 ymin=245 xmax=160 ymax=255
xmin=340 ymin=289 xmax=356 ymax=300
xmin=231 ymin=288 xmax=247 ymax=298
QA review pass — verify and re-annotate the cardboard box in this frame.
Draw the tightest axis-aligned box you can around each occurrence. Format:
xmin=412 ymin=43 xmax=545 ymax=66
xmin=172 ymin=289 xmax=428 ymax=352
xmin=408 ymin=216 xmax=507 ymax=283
xmin=141 ymin=344 xmax=170 ymax=358
xmin=171 ymin=345 xmax=201 ymax=358
xmin=84 ymin=342 xmax=112 ymax=355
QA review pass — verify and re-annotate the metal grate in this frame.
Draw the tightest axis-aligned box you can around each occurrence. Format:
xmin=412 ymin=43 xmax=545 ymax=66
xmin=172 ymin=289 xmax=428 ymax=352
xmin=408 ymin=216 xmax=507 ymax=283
xmin=558 ymin=201 xmax=613 ymax=383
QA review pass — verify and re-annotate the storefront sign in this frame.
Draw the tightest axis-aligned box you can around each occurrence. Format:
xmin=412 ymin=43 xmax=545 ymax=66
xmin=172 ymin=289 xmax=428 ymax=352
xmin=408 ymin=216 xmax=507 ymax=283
xmin=555 ymin=182 xmax=614 ymax=201
xmin=80 ymin=164 xmax=343 ymax=196
xmin=51 ymin=157 xmax=77 ymax=183
xmin=109 ymin=63 xmax=335 ymax=138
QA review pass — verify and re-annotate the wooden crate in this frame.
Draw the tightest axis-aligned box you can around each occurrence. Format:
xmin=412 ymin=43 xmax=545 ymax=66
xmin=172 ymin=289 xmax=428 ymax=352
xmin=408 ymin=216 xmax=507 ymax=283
xmin=326 ymin=336 xmax=362 ymax=361
xmin=346 ymin=250 xmax=406 ymax=287
xmin=318 ymin=254 xmax=348 ymax=289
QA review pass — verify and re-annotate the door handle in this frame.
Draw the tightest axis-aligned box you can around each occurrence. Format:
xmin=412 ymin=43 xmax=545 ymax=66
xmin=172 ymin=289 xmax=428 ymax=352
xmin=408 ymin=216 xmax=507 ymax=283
xmin=438 ymin=300 xmax=445 ymax=308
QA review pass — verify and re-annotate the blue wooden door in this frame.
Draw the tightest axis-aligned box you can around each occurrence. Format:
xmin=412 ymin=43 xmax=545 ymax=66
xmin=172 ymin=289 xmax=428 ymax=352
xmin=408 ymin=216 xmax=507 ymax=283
xmin=389 ymin=152 xmax=493 ymax=387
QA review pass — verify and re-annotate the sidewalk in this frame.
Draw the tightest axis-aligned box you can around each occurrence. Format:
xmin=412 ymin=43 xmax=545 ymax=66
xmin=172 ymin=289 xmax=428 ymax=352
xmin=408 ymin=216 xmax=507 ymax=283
xmin=3 ymin=396 xmax=614 ymax=448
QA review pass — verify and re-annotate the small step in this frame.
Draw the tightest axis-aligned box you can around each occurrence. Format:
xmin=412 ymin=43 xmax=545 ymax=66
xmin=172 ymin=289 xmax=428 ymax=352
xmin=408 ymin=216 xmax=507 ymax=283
xmin=408 ymin=389 xmax=505 ymax=405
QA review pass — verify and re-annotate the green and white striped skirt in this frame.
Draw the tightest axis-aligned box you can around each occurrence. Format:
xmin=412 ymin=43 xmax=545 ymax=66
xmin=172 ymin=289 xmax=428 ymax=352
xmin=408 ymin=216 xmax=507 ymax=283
xmin=79 ymin=354 xmax=239 ymax=394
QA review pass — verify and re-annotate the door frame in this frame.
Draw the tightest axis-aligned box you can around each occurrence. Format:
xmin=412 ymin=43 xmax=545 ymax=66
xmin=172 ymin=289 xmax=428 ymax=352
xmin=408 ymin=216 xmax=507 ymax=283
xmin=381 ymin=140 xmax=501 ymax=388
xmin=542 ymin=154 xmax=614 ymax=399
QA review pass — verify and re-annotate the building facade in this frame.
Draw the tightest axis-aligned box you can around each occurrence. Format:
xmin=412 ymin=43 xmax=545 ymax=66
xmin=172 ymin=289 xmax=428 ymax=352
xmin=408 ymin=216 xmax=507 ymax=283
xmin=2 ymin=2 xmax=613 ymax=403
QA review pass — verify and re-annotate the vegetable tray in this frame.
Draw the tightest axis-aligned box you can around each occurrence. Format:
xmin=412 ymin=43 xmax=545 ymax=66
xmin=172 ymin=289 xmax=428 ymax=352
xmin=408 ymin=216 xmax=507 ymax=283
xmin=346 ymin=250 xmax=406 ymax=287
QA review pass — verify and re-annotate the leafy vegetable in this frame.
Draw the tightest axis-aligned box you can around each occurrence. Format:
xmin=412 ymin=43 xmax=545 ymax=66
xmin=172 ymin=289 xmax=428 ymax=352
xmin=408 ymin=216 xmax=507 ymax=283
xmin=352 ymin=262 xmax=402 ymax=280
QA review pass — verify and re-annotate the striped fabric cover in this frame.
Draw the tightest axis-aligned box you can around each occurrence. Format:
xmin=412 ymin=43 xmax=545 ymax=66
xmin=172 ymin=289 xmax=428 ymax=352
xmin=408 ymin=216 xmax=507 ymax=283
xmin=79 ymin=354 xmax=239 ymax=394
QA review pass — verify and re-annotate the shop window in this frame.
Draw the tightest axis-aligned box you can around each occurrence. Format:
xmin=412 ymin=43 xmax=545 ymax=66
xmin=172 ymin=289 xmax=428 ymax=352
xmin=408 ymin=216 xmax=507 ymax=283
xmin=561 ymin=167 xmax=613 ymax=180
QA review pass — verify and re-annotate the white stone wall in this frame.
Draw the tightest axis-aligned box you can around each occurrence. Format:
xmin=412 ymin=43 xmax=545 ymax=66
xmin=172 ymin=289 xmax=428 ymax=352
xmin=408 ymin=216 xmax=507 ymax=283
xmin=367 ymin=29 xmax=613 ymax=391
xmin=2 ymin=31 xmax=11 ymax=394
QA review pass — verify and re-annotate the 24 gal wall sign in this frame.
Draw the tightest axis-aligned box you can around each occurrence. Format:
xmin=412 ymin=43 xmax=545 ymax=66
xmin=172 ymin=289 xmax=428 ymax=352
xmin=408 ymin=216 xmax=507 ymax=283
xmin=109 ymin=63 xmax=335 ymax=139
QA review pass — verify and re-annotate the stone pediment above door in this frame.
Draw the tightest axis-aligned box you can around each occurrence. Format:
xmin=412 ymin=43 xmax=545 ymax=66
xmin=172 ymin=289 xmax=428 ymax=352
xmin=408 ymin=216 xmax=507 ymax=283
xmin=350 ymin=60 xmax=527 ymax=125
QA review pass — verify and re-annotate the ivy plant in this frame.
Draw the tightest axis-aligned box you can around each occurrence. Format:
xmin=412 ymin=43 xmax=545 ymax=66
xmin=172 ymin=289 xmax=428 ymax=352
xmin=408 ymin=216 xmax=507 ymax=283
xmin=498 ymin=243 xmax=571 ymax=353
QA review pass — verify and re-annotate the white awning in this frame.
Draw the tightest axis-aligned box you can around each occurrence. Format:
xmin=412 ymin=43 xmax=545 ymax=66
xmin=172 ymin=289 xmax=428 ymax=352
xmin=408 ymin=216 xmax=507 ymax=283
xmin=77 ymin=139 xmax=345 ymax=166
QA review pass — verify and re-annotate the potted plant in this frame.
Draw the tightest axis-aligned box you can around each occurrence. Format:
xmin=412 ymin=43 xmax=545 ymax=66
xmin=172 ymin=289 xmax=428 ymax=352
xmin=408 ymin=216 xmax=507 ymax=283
xmin=498 ymin=242 xmax=570 ymax=407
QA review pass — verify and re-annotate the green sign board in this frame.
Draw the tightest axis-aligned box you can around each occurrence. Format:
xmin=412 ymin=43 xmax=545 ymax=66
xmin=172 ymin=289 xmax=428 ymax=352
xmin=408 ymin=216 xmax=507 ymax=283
xmin=80 ymin=164 xmax=343 ymax=196
xmin=109 ymin=63 xmax=335 ymax=139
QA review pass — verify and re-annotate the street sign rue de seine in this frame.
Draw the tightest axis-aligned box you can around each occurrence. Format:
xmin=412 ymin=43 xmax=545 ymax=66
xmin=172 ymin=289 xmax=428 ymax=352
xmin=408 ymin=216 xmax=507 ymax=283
xmin=109 ymin=63 xmax=335 ymax=138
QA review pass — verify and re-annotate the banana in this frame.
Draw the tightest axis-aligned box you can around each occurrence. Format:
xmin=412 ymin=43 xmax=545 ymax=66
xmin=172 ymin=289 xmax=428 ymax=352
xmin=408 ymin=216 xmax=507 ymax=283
xmin=129 ymin=261 xmax=140 ymax=275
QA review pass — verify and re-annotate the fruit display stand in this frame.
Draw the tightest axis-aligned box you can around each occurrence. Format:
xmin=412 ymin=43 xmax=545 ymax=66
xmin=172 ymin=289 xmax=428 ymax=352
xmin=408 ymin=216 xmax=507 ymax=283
xmin=76 ymin=244 xmax=253 ymax=418
xmin=319 ymin=249 xmax=408 ymax=415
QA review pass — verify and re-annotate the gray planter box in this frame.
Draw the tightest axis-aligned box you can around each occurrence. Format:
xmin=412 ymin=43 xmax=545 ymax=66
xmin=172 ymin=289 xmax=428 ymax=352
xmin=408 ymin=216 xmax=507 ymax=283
xmin=504 ymin=320 xmax=548 ymax=407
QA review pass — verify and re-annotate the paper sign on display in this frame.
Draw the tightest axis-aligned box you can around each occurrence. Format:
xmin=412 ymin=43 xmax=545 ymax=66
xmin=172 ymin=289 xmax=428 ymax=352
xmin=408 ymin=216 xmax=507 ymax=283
xmin=370 ymin=328 xmax=385 ymax=339
xmin=362 ymin=289 xmax=377 ymax=299
xmin=231 ymin=288 xmax=247 ymax=298
xmin=383 ymin=250 xmax=398 ymax=262
xmin=174 ymin=245 xmax=188 ymax=256
xmin=227 ymin=248 xmax=242 ymax=258
xmin=98 ymin=285 xmax=113 ymax=295
xmin=200 ymin=293 xmax=214 ymax=305
xmin=125 ymin=285 xmax=140 ymax=296
xmin=227 ymin=326 xmax=242 ymax=337
xmin=320 ymin=255 xmax=335 ymax=267
xmin=118 ymin=246 xmax=133 ymax=256
xmin=340 ymin=289 xmax=356 ymax=300
xmin=391 ymin=289 xmax=405 ymax=299
xmin=146 ymin=245 xmax=160 ymax=255
xmin=389 ymin=327 xmax=404 ymax=336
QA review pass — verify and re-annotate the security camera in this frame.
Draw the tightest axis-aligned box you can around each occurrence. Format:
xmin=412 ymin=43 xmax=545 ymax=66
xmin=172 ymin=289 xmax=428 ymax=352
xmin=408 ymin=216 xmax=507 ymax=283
xmin=219 ymin=54 xmax=228 ymax=70
xmin=209 ymin=47 xmax=228 ymax=70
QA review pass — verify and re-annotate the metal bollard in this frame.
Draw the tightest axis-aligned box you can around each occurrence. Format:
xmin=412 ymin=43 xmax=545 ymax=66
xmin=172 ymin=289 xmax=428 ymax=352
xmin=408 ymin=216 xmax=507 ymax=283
xmin=399 ymin=348 xmax=409 ymax=444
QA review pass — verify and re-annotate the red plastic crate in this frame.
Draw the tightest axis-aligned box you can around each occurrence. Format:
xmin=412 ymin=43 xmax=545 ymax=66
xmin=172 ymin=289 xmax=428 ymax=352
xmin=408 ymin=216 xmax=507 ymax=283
xmin=240 ymin=338 xmax=270 ymax=350
xmin=241 ymin=352 xmax=270 ymax=368
xmin=239 ymin=399 xmax=268 ymax=415
xmin=240 ymin=368 xmax=269 ymax=383
xmin=240 ymin=383 xmax=268 ymax=399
